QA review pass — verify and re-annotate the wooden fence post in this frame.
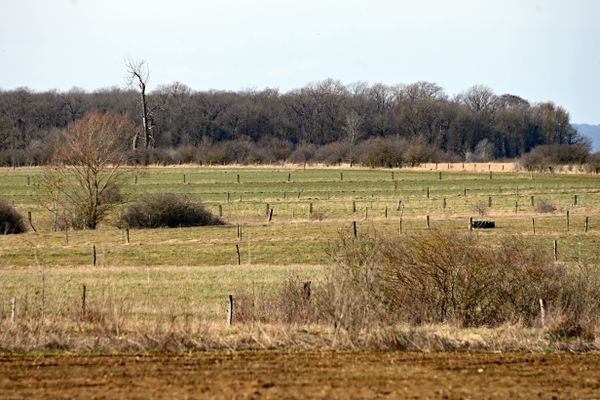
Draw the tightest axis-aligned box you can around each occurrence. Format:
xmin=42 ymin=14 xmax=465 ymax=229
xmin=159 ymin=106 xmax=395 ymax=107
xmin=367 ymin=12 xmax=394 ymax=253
xmin=125 ymin=228 xmax=130 ymax=244
xmin=426 ymin=187 xmax=430 ymax=199
xmin=236 ymin=174 xmax=240 ymax=184
xmin=530 ymin=195 xmax=535 ymax=207
xmin=488 ymin=196 xmax=492 ymax=208
xmin=64 ymin=226 xmax=69 ymax=245
xmin=384 ymin=206 xmax=388 ymax=219
xmin=566 ymin=211 xmax=570 ymax=232
xmin=92 ymin=245 xmax=96 ymax=267
xmin=584 ymin=216 xmax=589 ymax=233
xmin=574 ymin=194 xmax=578 ymax=206
xmin=235 ymin=244 xmax=241 ymax=265
xmin=426 ymin=215 xmax=430 ymax=229
xmin=340 ymin=172 xmax=343 ymax=181
xmin=287 ymin=172 xmax=291 ymax=182
xmin=82 ymin=284 xmax=87 ymax=320
xmin=28 ymin=211 xmax=37 ymax=232
xmin=10 ymin=297 xmax=16 ymax=323
xmin=438 ymin=171 xmax=442 ymax=181
xmin=532 ymin=218 xmax=536 ymax=235
xmin=134 ymin=175 xmax=138 ymax=184
xmin=218 ymin=205 xmax=223 ymax=217
xmin=227 ymin=295 xmax=234 ymax=326
xmin=515 ymin=201 xmax=518 ymax=214
xmin=539 ymin=299 xmax=547 ymax=328
xmin=227 ymin=192 xmax=231 ymax=202
xmin=469 ymin=217 xmax=473 ymax=231
xmin=364 ymin=207 xmax=368 ymax=220
xmin=352 ymin=221 xmax=357 ymax=239
xmin=352 ymin=200 xmax=356 ymax=213
xmin=303 ymin=281 xmax=312 ymax=301
xmin=443 ymin=197 xmax=447 ymax=209
xmin=268 ymin=208 xmax=274 ymax=222
xmin=183 ymin=174 xmax=186 ymax=184
xmin=553 ymin=240 xmax=558 ymax=261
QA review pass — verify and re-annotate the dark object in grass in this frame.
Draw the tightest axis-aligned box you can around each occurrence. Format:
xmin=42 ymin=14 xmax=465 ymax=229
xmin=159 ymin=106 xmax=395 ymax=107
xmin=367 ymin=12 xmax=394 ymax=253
xmin=119 ymin=193 xmax=224 ymax=229
xmin=0 ymin=198 xmax=26 ymax=234
xmin=470 ymin=220 xmax=496 ymax=229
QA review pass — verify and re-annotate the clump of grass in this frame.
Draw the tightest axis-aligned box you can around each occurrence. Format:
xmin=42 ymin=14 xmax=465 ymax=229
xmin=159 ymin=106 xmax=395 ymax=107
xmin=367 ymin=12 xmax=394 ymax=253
xmin=535 ymin=198 xmax=557 ymax=213
xmin=0 ymin=198 xmax=26 ymax=234
xmin=475 ymin=201 xmax=488 ymax=216
xmin=119 ymin=193 xmax=224 ymax=228
xmin=309 ymin=211 xmax=326 ymax=221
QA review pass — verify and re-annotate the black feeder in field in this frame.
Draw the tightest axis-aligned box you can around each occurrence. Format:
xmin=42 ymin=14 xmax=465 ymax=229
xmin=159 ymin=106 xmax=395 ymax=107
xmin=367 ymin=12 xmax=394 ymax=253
xmin=470 ymin=220 xmax=496 ymax=229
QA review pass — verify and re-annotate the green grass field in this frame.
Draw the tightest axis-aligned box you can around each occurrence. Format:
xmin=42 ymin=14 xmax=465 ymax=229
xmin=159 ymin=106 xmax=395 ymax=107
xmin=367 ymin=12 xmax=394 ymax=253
xmin=1 ymin=165 xmax=600 ymax=322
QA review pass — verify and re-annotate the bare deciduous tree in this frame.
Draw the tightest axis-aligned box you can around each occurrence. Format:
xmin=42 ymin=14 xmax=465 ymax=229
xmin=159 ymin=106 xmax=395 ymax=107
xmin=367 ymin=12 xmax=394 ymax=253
xmin=41 ymin=112 xmax=134 ymax=229
xmin=126 ymin=59 xmax=154 ymax=150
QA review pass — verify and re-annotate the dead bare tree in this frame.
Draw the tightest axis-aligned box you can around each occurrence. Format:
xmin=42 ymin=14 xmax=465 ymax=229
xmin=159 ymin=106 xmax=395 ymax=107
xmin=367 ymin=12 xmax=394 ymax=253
xmin=126 ymin=59 xmax=154 ymax=150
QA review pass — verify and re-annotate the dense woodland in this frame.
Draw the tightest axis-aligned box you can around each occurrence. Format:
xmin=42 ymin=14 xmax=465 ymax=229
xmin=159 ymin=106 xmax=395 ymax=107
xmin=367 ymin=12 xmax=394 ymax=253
xmin=0 ymin=80 xmax=586 ymax=167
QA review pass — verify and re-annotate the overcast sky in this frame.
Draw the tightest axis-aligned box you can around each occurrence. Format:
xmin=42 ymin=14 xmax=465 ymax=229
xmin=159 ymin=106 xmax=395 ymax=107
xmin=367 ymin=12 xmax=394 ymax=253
xmin=1 ymin=0 xmax=599 ymax=123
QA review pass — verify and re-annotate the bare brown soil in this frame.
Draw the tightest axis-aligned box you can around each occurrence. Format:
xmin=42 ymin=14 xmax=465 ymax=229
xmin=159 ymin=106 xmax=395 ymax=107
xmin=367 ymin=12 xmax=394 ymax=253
xmin=1 ymin=351 xmax=599 ymax=399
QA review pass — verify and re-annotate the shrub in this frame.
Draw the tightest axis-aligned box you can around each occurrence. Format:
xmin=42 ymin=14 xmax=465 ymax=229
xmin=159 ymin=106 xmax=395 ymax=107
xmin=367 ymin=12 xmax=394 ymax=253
xmin=586 ymin=152 xmax=600 ymax=174
xmin=0 ymin=199 xmax=27 ymax=234
xmin=232 ymin=276 xmax=321 ymax=325
xmin=535 ymin=199 xmax=557 ymax=213
xmin=520 ymin=144 xmax=591 ymax=171
xmin=119 ymin=193 xmax=224 ymax=229
xmin=325 ymin=230 xmax=567 ymax=328
xmin=309 ymin=211 xmax=326 ymax=221
xmin=475 ymin=201 xmax=488 ymax=216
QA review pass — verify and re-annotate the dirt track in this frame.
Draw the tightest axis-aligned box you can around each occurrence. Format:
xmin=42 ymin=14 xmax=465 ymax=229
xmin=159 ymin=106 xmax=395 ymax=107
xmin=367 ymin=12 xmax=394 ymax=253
xmin=1 ymin=351 xmax=599 ymax=399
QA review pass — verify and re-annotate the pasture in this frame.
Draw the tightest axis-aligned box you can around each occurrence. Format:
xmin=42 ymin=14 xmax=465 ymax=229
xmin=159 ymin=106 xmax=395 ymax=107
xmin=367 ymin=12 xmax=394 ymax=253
xmin=1 ymin=164 xmax=599 ymax=324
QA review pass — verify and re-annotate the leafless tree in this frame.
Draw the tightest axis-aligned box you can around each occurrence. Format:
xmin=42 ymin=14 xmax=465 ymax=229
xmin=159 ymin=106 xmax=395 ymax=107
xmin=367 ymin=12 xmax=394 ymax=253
xmin=41 ymin=112 xmax=134 ymax=229
xmin=126 ymin=59 xmax=154 ymax=149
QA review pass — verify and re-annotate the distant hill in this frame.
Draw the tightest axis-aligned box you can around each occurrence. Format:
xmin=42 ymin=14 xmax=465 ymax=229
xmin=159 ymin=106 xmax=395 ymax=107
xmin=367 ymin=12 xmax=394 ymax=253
xmin=573 ymin=124 xmax=600 ymax=152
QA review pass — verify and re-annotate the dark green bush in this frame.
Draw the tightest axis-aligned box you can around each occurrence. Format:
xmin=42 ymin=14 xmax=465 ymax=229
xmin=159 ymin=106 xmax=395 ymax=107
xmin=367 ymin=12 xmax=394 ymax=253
xmin=0 ymin=199 xmax=27 ymax=234
xmin=119 ymin=193 xmax=224 ymax=229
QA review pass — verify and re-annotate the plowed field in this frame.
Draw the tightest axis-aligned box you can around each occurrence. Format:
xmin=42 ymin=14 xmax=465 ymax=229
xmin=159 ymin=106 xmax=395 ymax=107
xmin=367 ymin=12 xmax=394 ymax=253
xmin=1 ymin=351 xmax=599 ymax=399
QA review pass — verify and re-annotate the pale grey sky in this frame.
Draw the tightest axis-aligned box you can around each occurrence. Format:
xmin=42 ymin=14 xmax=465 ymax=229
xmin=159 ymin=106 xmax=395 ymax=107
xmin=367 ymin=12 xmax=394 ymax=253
xmin=1 ymin=0 xmax=599 ymax=123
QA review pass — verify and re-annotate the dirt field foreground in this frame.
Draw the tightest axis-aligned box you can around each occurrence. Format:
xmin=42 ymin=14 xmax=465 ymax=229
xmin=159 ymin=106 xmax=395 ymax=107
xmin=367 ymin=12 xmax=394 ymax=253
xmin=1 ymin=351 xmax=599 ymax=399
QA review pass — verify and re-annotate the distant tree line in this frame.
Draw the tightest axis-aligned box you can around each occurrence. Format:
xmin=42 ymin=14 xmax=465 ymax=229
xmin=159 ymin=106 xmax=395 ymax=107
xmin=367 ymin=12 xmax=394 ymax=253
xmin=0 ymin=80 xmax=587 ymax=167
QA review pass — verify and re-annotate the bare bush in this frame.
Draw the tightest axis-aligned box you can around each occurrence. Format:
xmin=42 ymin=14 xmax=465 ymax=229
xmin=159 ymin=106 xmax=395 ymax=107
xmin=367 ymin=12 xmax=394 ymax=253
xmin=233 ymin=276 xmax=321 ymax=326
xmin=321 ymin=230 xmax=595 ymax=329
xmin=119 ymin=193 xmax=224 ymax=228
xmin=520 ymin=144 xmax=590 ymax=171
xmin=0 ymin=198 xmax=26 ymax=234
xmin=535 ymin=199 xmax=557 ymax=213
xmin=475 ymin=201 xmax=488 ymax=216
xmin=309 ymin=211 xmax=326 ymax=221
